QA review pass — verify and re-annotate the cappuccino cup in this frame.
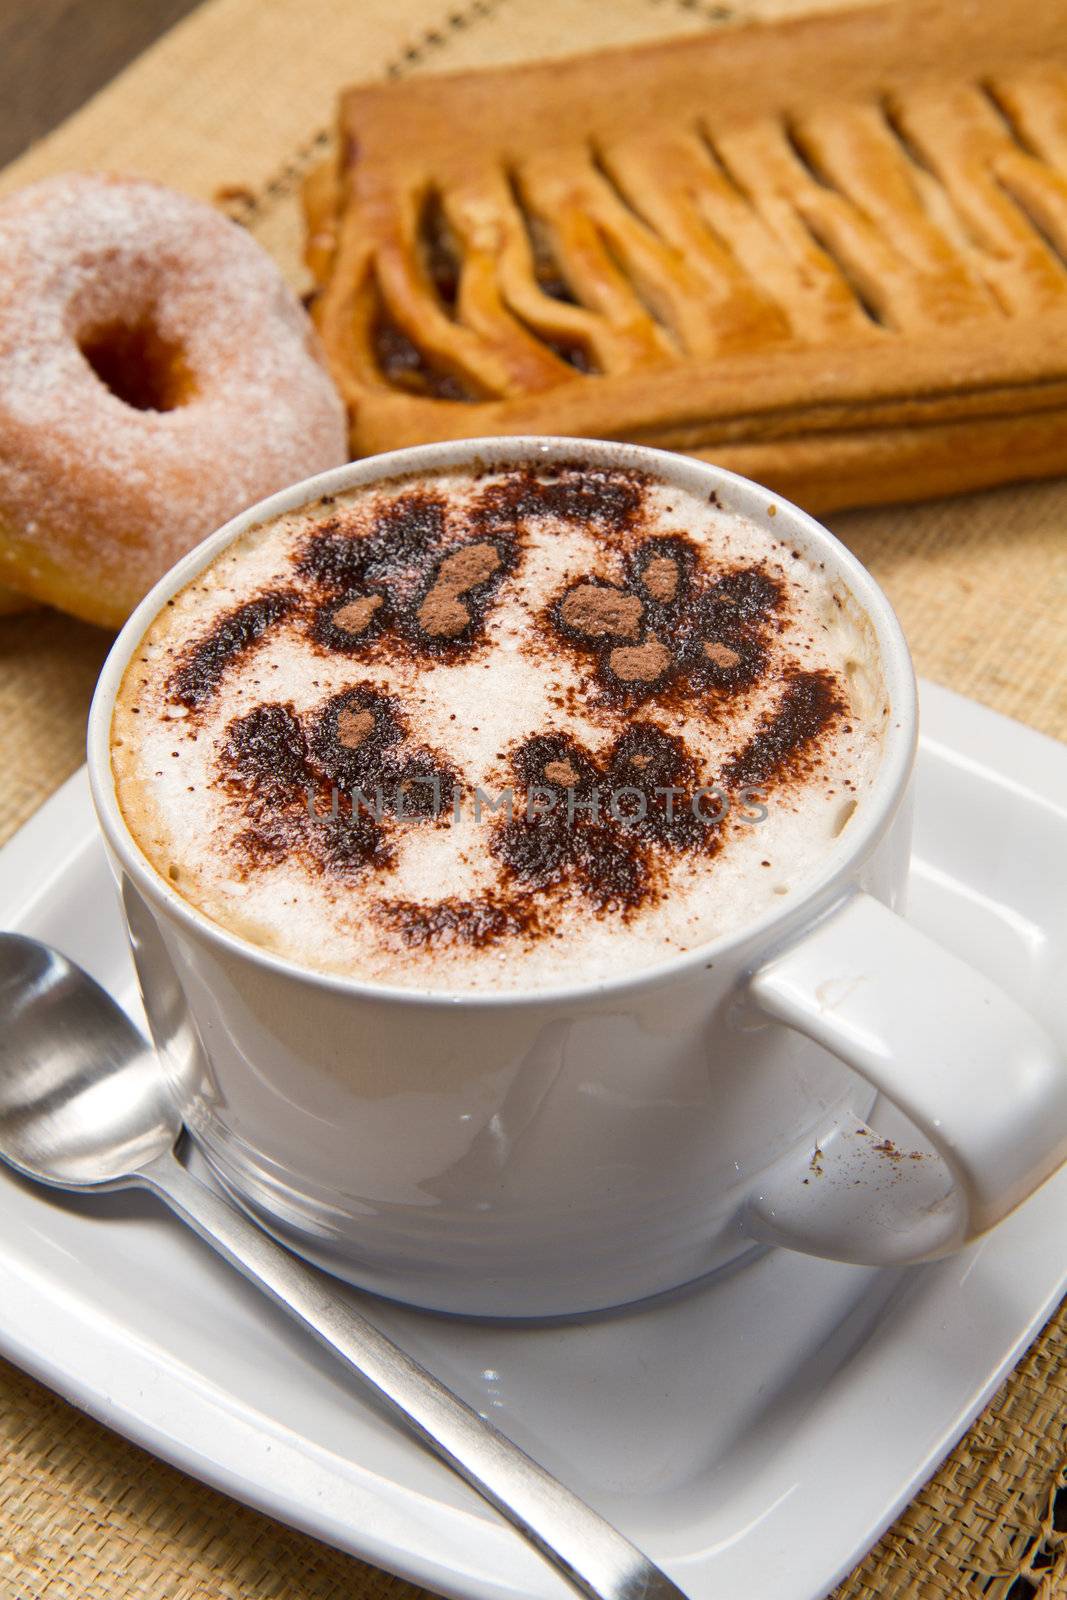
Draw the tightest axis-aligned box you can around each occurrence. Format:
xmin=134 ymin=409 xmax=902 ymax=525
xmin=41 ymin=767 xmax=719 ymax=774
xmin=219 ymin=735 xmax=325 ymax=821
xmin=87 ymin=438 xmax=1067 ymax=1317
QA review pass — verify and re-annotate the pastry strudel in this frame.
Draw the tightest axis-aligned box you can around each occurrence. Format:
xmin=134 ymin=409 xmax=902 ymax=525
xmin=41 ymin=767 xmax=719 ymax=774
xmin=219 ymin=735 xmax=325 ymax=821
xmin=306 ymin=0 xmax=1067 ymax=511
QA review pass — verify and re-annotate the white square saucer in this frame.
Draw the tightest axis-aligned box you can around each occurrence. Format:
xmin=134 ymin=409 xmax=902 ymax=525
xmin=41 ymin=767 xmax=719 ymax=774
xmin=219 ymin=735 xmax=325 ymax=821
xmin=1 ymin=680 xmax=1064 ymax=1600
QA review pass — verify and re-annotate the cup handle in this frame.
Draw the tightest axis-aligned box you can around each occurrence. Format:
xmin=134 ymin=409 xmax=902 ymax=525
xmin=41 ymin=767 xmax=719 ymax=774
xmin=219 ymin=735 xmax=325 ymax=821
xmin=741 ymin=892 xmax=1067 ymax=1266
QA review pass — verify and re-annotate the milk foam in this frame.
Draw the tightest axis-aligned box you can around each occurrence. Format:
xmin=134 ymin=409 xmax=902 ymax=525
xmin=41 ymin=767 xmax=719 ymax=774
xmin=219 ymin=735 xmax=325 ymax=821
xmin=112 ymin=464 xmax=889 ymax=992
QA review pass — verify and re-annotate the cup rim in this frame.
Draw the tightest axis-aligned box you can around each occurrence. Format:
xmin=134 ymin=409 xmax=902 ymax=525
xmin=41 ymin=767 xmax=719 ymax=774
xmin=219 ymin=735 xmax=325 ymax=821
xmin=87 ymin=435 xmax=918 ymax=1010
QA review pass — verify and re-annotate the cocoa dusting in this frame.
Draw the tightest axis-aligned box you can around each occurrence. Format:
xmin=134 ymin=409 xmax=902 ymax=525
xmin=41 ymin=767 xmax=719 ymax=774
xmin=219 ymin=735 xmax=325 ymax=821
xmin=559 ymin=583 xmax=643 ymax=640
xmin=298 ymin=493 xmax=448 ymax=591
xmin=217 ymin=683 xmax=459 ymax=884
xmin=493 ymin=723 xmax=713 ymax=915
xmin=219 ymin=700 xmax=390 ymax=882
xmin=222 ymin=703 xmax=309 ymax=798
xmin=641 ymin=555 xmax=679 ymax=602
xmin=169 ymin=590 xmax=298 ymax=708
xmin=703 ymin=641 xmax=742 ymax=669
xmin=377 ymin=894 xmax=538 ymax=950
xmin=625 ymin=535 xmax=698 ymax=600
xmin=300 ymin=493 xmax=516 ymax=659
xmin=720 ymin=670 xmax=845 ymax=790
xmin=332 ymin=595 xmax=383 ymax=635
xmin=306 ymin=686 xmax=457 ymax=819
xmin=707 ymin=567 xmax=782 ymax=619
xmin=336 ymin=708 xmax=376 ymax=748
xmin=472 ymin=463 xmax=646 ymax=534
xmin=549 ymin=535 xmax=782 ymax=706
xmin=872 ymin=1138 xmax=929 ymax=1164
xmin=608 ymin=638 xmax=671 ymax=684
xmin=416 ymin=540 xmax=503 ymax=639
xmin=313 ymin=810 xmax=392 ymax=879
xmin=435 ymin=541 xmax=501 ymax=591
xmin=607 ymin=724 xmax=708 ymax=851
xmin=297 ymin=464 xmax=651 ymax=668
xmin=416 ymin=592 xmax=469 ymax=638
xmin=310 ymin=589 xmax=390 ymax=654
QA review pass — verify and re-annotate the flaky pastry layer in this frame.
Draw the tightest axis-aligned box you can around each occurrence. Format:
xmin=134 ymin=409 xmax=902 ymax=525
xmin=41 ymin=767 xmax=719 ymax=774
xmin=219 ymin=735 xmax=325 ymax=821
xmin=306 ymin=0 xmax=1067 ymax=510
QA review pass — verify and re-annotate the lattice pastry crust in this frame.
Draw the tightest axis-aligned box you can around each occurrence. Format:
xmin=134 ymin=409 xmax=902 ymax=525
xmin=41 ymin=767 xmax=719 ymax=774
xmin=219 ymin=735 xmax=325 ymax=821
xmin=306 ymin=0 xmax=1067 ymax=510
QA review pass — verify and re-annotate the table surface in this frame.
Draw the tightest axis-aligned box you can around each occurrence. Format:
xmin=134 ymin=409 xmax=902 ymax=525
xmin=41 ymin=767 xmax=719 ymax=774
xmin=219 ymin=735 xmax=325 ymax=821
xmin=0 ymin=1 xmax=1065 ymax=1598
xmin=0 ymin=0 xmax=201 ymax=169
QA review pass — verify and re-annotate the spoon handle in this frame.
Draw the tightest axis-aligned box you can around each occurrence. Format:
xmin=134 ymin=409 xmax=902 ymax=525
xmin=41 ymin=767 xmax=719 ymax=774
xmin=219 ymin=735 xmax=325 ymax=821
xmin=141 ymin=1151 xmax=687 ymax=1600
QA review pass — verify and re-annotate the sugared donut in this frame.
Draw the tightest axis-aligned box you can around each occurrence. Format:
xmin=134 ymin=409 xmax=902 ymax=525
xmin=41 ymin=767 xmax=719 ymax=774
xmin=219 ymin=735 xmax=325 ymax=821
xmin=0 ymin=174 xmax=348 ymax=627
xmin=0 ymin=583 xmax=33 ymax=616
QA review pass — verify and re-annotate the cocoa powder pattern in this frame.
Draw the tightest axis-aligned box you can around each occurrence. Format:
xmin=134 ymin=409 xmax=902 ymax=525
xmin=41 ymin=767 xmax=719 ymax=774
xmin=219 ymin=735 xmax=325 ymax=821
xmin=300 ymin=463 xmax=646 ymax=665
xmin=303 ymin=493 xmax=516 ymax=660
xmin=168 ymin=466 xmax=647 ymax=705
xmin=216 ymin=664 xmax=844 ymax=946
xmin=163 ymin=468 xmax=847 ymax=953
xmin=552 ymin=536 xmax=782 ymax=701
xmin=219 ymin=683 xmax=458 ymax=882
xmin=490 ymin=724 xmax=714 ymax=916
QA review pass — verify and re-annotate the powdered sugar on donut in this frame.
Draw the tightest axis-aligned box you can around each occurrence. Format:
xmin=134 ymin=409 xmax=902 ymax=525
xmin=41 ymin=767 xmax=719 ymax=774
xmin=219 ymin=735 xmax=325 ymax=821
xmin=0 ymin=173 xmax=347 ymax=625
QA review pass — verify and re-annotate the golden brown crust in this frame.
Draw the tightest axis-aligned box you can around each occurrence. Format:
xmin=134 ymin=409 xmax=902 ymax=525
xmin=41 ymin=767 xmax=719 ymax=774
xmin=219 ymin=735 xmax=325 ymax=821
xmin=696 ymin=407 xmax=1067 ymax=514
xmin=0 ymin=577 xmax=35 ymax=616
xmin=308 ymin=0 xmax=1067 ymax=510
xmin=0 ymin=174 xmax=347 ymax=630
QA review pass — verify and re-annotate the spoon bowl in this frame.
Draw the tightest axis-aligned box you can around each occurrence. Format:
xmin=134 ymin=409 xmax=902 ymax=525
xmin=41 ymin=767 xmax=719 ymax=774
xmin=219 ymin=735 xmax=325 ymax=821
xmin=0 ymin=933 xmax=180 ymax=1188
xmin=0 ymin=928 xmax=687 ymax=1600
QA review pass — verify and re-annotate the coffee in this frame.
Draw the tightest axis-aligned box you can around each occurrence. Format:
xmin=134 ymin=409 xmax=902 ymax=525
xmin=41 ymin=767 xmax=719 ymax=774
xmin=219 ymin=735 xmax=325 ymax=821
xmin=111 ymin=459 xmax=888 ymax=991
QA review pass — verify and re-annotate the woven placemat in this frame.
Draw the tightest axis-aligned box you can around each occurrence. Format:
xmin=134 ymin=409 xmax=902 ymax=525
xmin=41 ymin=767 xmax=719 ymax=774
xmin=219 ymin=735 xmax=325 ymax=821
xmin=0 ymin=0 xmax=1065 ymax=1596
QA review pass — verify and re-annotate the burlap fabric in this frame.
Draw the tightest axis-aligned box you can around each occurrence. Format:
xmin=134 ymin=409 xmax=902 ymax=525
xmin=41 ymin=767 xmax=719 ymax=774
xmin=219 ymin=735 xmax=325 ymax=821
xmin=1 ymin=0 xmax=1065 ymax=1595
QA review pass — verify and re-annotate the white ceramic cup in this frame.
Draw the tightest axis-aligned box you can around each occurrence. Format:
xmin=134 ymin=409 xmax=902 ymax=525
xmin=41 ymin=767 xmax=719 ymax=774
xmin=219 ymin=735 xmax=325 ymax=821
xmin=87 ymin=438 xmax=1067 ymax=1318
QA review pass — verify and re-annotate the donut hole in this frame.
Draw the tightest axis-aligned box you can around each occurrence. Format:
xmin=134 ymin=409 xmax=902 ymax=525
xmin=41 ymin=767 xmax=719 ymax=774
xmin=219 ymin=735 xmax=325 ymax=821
xmin=79 ymin=318 xmax=194 ymax=412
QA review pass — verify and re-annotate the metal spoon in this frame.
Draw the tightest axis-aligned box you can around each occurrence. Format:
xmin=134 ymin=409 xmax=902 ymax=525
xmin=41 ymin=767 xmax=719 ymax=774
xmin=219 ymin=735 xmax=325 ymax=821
xmin=0 ymin=933 xmax=687 ymax=1600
